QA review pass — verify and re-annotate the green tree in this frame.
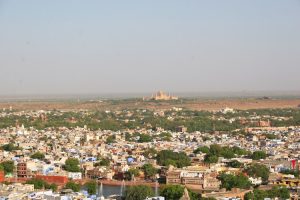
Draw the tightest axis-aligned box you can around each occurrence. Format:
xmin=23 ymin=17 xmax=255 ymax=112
xmin=194 ymin=146 xmax=210 ymax=154
xmin=245 ymin=189 xmax=268 ymax=200
xmin=231 ymin=146 xmax=249 ymax=156
xmin=85 ymin=181 xmax=97 ymax=195
xmin=26 ymin=178 xmax=45 ymax=189
xmin=26 ymin=178 xmax=57 ymax=191
xmin=158 ymin=132 xmax=172 ymax=141
xmin=142 ymin=164 xmax=157 ymax=180
xmin=245 ymin=187 xmax=290 ymax=200
xmin=47 ymin=183 xmax=58 ymax=192
xmin=204 ymin=154 xmax=218 ymax=164
xmin=125 ymin=168 xmax=140 ymax=180
xmin=269 ymin=186 xmax=290 ymax=199
xmin=143 ymin=148 xmax=157 ymax=159
xmin=160 ymin=185 xmax=199 ymax=200
xmin=251 ymin=151 xmax=267 ymax=160
xmin=106 ymin=135 xmax=116 ymax=144
xmin=244 ymin=163 xmax=270 ymax=182
xmin=157 ymin=150 xmax=191 ymax=168
xmin=0 ymin=161 xmax=14 ymax=174
xmin=160 ymin=184 xmax=184 ymax=200
xmin=65 ymin=181 xmax=81 ymax=192
xmin=124 ymin=185 xmax=154 ymax=200
xmin=30 ymin=152 xmax=45 ymax=160
xmin=99 ymin=158 xmax=110 ymax=166
xmin=1 ymin=143 xmax=21 ymax=151
xmin=219 ymin=173 xmax=251 ymax=190
xmin=95 ymin=158 xmax=110 ymax=167
xmin=138 ymin=134 xmax=153 ymax=143
xmin=64 ymin=158 xmax=81 ymax=172
xmin=198 ymin=145 xmax=249 ymax=164
xmin=209 ymin=144 xmax=222 ymax=156
xmin=280 ymin=169 xmax=300 ymax=178
xmin=220 ymin=147 xmax=235 ymax=159
xmin=264 ymin=133 xmax=276 ymax=140
xmin=164 ymin=159 xmax=177 ymax=167
xmin=227 ymin=160 xmax=242 ymax=168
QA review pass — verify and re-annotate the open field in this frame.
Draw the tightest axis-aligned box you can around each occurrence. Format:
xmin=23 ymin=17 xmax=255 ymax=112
xmin=0 ymin=98 xmax=299 ymax=111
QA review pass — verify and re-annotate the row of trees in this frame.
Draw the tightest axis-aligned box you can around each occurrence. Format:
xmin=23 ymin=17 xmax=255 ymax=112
xmin=217 ymin=163 xmax=270 ymax=191
xmin=193 ymin=144 xmax=268 ymax=164
xmin=124 ymin=184 xmax=203 ymax=200
xmin=1 ymin=108 xmax=300 ymax=131
xmin=280 ymin=169 xmax=300 ymax=178
xmin=23 ymin=178 xmax=289 ymax=200
xmin=26 ymin=178 xmax=57 ymax=191
xmin=244 ymin=186 xmax=290 ymax=200
xmin=0 ymin=143 xmax=22 ymax=151
xmin=30 ymin=151 xmax=45 ymax=160
xmin=194 ymin=145 xmax=249 ymax=163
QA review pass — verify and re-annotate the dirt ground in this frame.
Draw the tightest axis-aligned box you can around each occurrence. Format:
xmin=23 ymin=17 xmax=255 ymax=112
xmin=0 ymin=98 xmax=299 ymax=111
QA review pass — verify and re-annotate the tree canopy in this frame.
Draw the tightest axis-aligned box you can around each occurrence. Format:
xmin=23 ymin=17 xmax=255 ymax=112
xmin=126 ymin=133 xmax=153 ymax=143
xmin=30 ymin=152 xmax=45 ymax=160
xmin=95 ymin=158 xmax=110 ymax=167
xmin=250 ymin=151 xmax=267 ymax=160
xmin=219 ymin=173 xmax=251 ymax=190
xmin=85 ymin=181 xmax=97 ymax=195
xmin=227 ymin=160 xmax=243 ymax=168
xmin=244 ymin=163 xmax=270 ymax=182
xmin=157 ymin=150 xmax=191 ymax=168
xmin=204 ymin=154 xmax=219 ymax=164
xmin=64 ymin=158 xmax=81 ymax=172
xmin=280 ymin=169 xmax=300 ymax=178
xmin=65 ymin=181 xmax=81 ymax=192
xmin=143 ymin=148 xmax=157 ymax=159
xmin=125 ymin=168 xmax=140 ymax=181
xmin=0 ymin=161 xmax=14 ymax=174
xmin=142 ymin=164 xmax=157 ymax=180
xmin=194 ymin=146 xmax=210 ymax=154
xmin=26 ymin=178 xmax=57 ymax=191
xmin=106 ymin=135 xmax=116 ymax=144
xmin=200 ymin=145 xmax=249 ymax=164
xmin=160 ymin=185 xmax=199 ymax=200
xmin=1 ymin=143 xmax=21 ymax=152
xmin=124 ymin=185 xmax=154 ymax=200
xmin=1 ymin=108 xmax=300 ymax=132
xmin=244 ymin=186 xmax=290 ymax=200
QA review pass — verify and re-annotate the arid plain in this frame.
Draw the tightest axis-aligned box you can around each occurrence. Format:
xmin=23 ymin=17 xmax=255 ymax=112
xmin=0 ymin=98 xmax=299 ymax=111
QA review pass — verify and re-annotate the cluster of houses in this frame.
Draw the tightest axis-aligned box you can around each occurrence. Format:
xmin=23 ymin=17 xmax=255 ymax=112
xmin=0 ymin=107 xmax=300 ymax=199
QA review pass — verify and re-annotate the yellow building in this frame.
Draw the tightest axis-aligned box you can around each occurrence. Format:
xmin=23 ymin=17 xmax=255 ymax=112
xmin=151 ymin=91 xmax=178 ymax=100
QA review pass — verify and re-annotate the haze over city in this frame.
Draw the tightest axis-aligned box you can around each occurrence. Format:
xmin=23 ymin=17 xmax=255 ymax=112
xmin=2 ymin=1 xmax=300 ymax=200
xmin=0 ymin=0 xmax=300 ymax=96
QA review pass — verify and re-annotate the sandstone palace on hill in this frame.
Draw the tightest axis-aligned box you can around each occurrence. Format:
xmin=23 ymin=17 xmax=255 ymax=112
xmin=143 ymin=91 xmax=178 ymax=101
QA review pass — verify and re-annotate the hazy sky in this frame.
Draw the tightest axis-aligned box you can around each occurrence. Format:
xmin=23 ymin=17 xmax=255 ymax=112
xmin=0 ymin=0 xmax=300 ymax=95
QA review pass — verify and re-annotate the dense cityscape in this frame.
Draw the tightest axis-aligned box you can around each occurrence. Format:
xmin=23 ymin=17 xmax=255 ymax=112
xmin=1 ymin=93 xmax=300 ymax=199
xmin=1 ymin=0 xmax=299 ymax=199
